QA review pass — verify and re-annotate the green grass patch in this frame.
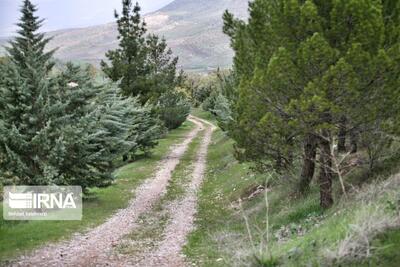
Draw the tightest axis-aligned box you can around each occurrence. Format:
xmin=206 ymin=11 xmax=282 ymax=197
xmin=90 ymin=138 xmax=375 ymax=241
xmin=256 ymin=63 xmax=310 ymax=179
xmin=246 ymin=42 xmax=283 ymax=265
xmin=115 ymin=126 xmax=205 ymax=257
xmin=185 ymin=112 xmax=400 ymax=267
xmin=161 ymin=129 xmax=204 ymax=203
xmin=0 ymin=121 xmax=195 ymax=262
xmin=191 ymin=107 xmax=218 ymax=124
xmin=360 ymin=228 xmax=400 ymax=267
xmin=184 ymin=122 xmax=267 ymax=266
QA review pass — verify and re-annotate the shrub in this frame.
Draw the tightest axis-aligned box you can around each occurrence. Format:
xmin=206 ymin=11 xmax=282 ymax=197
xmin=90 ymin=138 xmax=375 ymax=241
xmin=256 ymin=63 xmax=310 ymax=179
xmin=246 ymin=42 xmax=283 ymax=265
xmin=157 ymin=90 xmax=191 ymax=130
xmin=212 ymin=94 xmax=233 ymax=131
xmin=128 ymin=103 xmax=165 ymax=157
xmin=202 ymin=90 xmax=219 ymax=114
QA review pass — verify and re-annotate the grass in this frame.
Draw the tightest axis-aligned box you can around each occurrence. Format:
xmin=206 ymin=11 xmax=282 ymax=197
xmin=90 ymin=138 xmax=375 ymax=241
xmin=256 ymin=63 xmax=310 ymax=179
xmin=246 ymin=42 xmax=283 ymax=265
xmin=184 ymin=115 xmax=268 ymax=266
xmin=0 ymin=120 xmax=195 ymax=262
xmin=116 ymin=127 xmax=205 ymax=256
xmin=191 ymin=107 xmax=217 ymax=124
xmin=161 ymin=128 xmax=204 ymax=203
xmin=184 ymin=111 xmax=400 ymax=267
xmin=360 ymin=228 xmax=400 ymax=266
xmin=2 ymin=111 xmax=399 ymax=265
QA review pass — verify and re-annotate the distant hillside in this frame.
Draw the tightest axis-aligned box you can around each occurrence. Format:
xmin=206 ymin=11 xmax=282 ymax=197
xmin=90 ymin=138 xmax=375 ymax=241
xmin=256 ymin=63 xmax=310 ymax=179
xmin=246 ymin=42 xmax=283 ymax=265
xmin=1 ymin=0 xmax=249 ymax=72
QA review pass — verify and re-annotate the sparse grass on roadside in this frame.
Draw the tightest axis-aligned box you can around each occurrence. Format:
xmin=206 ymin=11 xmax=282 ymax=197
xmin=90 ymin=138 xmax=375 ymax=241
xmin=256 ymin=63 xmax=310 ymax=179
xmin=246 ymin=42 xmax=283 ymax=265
xmin=359 ymin=228 xmax=400 ymax=267
xmin=117 ymin=211 xmax=170 ymax=256
xmin=161 ymin=129 xmax=204 ymax=203
xmin=116 ymin=128 xmax=205 ymax=256
xmin=184 ymin=111 xmax=400 ymax=267
xmin=191 ymin=108 xmax=217 ymax=124
xmin=184 ymin=117 xmax=268 ymax=267
xmin=0 ymin=121 xmax=195 ymax=262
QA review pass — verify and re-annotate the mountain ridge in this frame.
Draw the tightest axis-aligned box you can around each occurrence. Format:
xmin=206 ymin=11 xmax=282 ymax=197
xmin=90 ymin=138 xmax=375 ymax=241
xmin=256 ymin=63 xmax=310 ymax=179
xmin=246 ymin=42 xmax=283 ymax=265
xmin=1 ymin=0 xmax=249 ymax=72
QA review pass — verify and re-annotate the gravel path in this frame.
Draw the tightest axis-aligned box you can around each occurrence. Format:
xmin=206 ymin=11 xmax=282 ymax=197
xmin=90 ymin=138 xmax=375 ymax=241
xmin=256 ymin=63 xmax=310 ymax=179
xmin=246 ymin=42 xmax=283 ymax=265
xmin=133 ymin=117 xmax=216 ymax=267
xmin=9 ymin=116 xmax=207 ymax=267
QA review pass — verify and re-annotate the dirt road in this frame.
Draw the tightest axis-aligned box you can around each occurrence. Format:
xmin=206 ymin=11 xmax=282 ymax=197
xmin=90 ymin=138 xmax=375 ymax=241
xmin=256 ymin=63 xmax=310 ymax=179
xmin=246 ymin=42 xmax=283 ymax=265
xmin=10 ymin=116 xmax=215 ymax=267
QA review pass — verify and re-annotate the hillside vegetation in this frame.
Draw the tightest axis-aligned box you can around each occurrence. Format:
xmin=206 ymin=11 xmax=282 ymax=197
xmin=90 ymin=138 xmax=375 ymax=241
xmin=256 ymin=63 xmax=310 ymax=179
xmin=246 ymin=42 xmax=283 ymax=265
xmin=1 ymin=0 xmax=400 ymax=266
xmin=185 ymin=109 xmax=400 ymax=266
xmin=184 ymin=0 xmax=400 ymax=265
xmin=0 ymin=122 xmax=195 ymax=262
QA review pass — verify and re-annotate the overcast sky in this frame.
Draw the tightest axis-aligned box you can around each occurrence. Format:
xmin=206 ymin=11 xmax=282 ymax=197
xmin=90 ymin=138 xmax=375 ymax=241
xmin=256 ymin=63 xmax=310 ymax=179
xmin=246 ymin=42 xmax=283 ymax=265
xmin=0 ymin=0 xmax=174 ymax=37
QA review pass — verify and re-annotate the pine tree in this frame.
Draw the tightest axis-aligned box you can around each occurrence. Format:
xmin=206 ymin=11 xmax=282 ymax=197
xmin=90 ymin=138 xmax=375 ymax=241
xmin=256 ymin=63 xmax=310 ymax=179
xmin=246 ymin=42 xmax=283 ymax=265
xmin=101 ymin=1 xmax=147 ymax=101
xmin=0 ymin=0 xmax=150 ymax=191
xmin=157 ymin=90 xmax=190 ymax=130
xmin=56 ymin=63 xmax=99 ymax=119
xmin=145 ymin=34 xmax=179 ymax=102
xmin=53 ymin=66 xmax=144 ymax=188
xmin=101 ymin=0 xmax=179 ymax=104
xmin=62 ymin=84 xmax=139 ymax=188
xmin=224 ymin=0 xmax=400 ymax=208
xmin=0 ymin=0 xmax=62 ymax=185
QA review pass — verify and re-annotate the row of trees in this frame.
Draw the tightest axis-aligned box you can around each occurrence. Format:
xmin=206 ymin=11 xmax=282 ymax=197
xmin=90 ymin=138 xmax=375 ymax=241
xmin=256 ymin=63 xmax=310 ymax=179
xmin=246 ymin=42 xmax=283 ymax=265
xmin=0 ymin=0 xmax=190 ymax=190
xmin=220 ymin=0 xmax=400 ymax=208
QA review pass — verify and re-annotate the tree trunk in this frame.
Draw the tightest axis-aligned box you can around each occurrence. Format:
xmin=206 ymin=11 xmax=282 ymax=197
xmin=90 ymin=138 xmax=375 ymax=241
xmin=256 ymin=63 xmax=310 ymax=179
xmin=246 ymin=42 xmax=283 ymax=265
xmin=299 ymin=133 xmax=317 ymax=195
xmin=318 ymin=131 xmax=334 ymax=209
xmin=337 ymin=116 xmax=347 ymax=153
xmin=274 ymin=153 xmax=282 ymax=171
xmin=350 ymin=129 xmax=358 ymax=153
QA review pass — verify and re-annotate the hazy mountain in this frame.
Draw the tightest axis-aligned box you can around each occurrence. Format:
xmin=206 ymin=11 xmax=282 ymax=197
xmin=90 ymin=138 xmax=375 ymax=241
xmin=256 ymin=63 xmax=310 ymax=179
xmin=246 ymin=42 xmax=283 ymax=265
xmin=1 ymin=0 xmax=249 ymax=72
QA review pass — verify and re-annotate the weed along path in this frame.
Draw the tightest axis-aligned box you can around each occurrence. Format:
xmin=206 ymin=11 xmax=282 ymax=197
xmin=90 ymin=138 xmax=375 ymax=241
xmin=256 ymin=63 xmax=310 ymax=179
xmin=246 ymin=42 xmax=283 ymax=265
xmin=132 ymin=118 xmax=216 ymax=266
xmin=9 ymin=116 xmax=215 ymax=267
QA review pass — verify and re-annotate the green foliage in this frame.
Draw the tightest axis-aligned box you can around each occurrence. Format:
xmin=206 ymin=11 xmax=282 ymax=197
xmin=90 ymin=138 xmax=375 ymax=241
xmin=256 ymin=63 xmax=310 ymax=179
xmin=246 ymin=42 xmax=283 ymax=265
xmin=184 ymin=73 xmax=217 ymax=107
xmin=362 ymin=229 xmax=400 ymax=267
xmin=202 ymin=90 xmax=218 ymax=114
xmin=192 ymin=83 xmax=213 ymax=107
xmin=254 ymin=256 xmax=279 ymax=267
xmin=184 ymin=113 xmax=400 ymax=267
xmin=157 ymin=90 xmax=191 ymax=130
xmin=211 ymin=93 xmax=233 ymax=131
xmin=181 ymin=70 xmax=235 ymax=108
xmin=129 ymin=102 xmax=164 ymax=155
xmin=224 ymin=0 xmax=400 ymax=208
xmin=0 ymin=0 xmax=162 ymax=190
xmin=0 ymin=0 xmax=62 ymax=185
xmin=101 ymin=0 xmax=179 ymax=104
xmin=201 ymin=71 xmax=237 ymax=130
xmin=0 ymin=121 xmax=195 ymax=261
xmin=145 ymin=34 xmax=179 ymax=100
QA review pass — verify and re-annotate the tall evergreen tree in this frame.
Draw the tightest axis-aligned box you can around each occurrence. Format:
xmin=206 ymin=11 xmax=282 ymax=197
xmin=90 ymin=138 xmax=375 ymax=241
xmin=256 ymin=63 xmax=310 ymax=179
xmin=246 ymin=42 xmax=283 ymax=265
xmin=224 ymin=0 xmax=400 ymax=208
xmin=101 ymin=0 xmax=147 ymax=100
xmin=0 ymin=0 xmax=154 ymax=190
xmin=145 ymin=34 xmax=179 ymax=101
xmin=101 ymin=0 xmax=179 ymax=103
xmin=156 ymin=90 xmax=190 ymax=130
xmin=0 ymin=0 xmax=62 ymax=185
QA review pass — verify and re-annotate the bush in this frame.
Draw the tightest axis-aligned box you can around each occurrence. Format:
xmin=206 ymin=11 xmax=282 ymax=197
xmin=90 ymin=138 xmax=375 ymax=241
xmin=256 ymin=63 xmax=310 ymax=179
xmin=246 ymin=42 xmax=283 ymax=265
xmin=0 ymin=0 xmax=164 ymax=190
xmin=128 ymin=103 xmax=165 ymax=156
xmin=157 ymin=90 xmax=191 ymax=130
xmin=202 ymin=90 xmax=219 ymax=114
xmin=0 ymin=61 xmax=139 ymax=189
xmin=192 ymin=84 xmax=213 ymax=106
xmin=212 ymin=94 xmax=233 ymax=131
